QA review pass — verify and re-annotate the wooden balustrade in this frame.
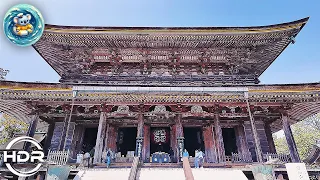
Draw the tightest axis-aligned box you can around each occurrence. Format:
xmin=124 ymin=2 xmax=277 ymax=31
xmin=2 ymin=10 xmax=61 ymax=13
xmin=225 ymin=156 xmax=232 ymax=163
xmin=47 ymin=150 xmax=70 ymax=165
xmin=263 ymin=153 xmax=291 ymax=163
xmin=231 ymin=152 xmax=253 ymax=163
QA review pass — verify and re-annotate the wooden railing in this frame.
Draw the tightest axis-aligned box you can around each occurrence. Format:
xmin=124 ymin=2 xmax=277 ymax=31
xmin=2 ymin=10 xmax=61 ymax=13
xmin=263 ymin=153 xmax=291 ymax=163
xmin=46 ymin=150 xmax=70 ymax=165
xmin=231 ymin=152 xmax=253 ymax=163
xmin=128 ymin=157 xmax=139 ymax=180
xmin=182 ymin=157 xmax=194 ymax=180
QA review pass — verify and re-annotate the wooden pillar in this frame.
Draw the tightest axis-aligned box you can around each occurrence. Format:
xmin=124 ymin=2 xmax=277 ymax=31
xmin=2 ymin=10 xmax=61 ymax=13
xmin=249 ymin=116 xmax=263 ymax=162
xmin=24 ymin=114 xmax=39 ymax=151
xmin=171 ymin=124 xmax=177 ymax=162
xmin=265 ymin=123 xmax=277 ymax=154
xmin=136 ymin=113 xmax=144 ymax=159
xmin=214 ymin=114 xmax=225 ymax=163
xmin=142 ymin=124 xmax=150 ymax=162
xmin=58 ymin=114 xmax=69 ymax=151
xmin=175 ymin=113 xmax=184 ymax=162
xmin=245 ymin=95 xmax=263 ymax=162
xmin=282 ymin=113 xmax=300 ymax=162
xmin=103 ymin=123 xmax=110 ymax=152
xmin=203 ymin=124 xmax=217 ymax=163
xmin=235 ymin=123 xmax=250 ymax=155
xmin=137 ymin=113 xmax=144 ymax=137
xmin=176 ymin=114 xmax=183 ymax=137
xmin=71 ymin=124 xmax=85 ymax=158
xmin=107 ymin=125 xmax=117 ymax=152
xmin=94 ymin=112 xmax=107 ymax=163
xmin=43 ymin=123 xmax=55 ymax=156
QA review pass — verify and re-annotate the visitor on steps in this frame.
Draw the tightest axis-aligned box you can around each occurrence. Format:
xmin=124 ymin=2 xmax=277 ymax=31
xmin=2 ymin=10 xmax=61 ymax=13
xmin=105 ymin=148 xmax=112 ymax=168
xmin=89 ymin=147 xmax=95 ymax=167
xmin=182 ymin=149 xmax=189 ymax=161
xmin=169 ymin=148 xmax=174 ymax=162
xmin=194 ymin=150 xmax=199 ymax=168
xmin=198 ymin=149 xmax=204 ymax=168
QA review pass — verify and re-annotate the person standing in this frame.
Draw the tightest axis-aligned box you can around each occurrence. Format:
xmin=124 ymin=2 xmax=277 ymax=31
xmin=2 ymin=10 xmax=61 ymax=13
xmin=194 ymin=150 xmax=199 ymax=168
xmin=89 ymin=147 xmax=95 ymax=166
xmin=198 ymin=149 xmax=204 ymax=168
xmin=105 ymin=148 xmax=112 ymax=168
xmin=168 ymin=147 xmax=174 ymax=162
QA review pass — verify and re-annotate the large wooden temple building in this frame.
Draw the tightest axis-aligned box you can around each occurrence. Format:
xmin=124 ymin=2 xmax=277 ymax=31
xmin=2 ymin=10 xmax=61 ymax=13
xmin=1 ymin=17 xmax=320 ymax=176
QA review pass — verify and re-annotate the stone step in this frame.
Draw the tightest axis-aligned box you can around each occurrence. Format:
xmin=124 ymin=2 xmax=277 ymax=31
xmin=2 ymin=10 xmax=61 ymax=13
xmin=78 ymin=168 xmax=131 ymax=180
xmin=192 ymin=168 xmax=249 ymax=180
xmin=138 ymin=168 xmax=185 ymax=180
xmin=142 ymin=163 xmax=182 ymax=168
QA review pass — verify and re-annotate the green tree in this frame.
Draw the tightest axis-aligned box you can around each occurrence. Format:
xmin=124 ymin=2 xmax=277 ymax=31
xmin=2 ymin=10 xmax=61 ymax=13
xmin=0 ymin=113 xmax=28 ymax=145
xmin=274 ymin=114 xmax=320 ymax=160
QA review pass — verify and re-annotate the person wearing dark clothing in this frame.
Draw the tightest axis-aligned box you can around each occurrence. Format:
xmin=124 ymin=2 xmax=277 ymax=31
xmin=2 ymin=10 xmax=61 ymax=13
xmin=89 ymin=147 xmax=95 ymax=166
xmin=168 ymin=148 xmax=174 ymax=162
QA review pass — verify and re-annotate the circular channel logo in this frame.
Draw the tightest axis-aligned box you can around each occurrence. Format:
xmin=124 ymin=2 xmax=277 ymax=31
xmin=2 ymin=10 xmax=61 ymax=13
xmin=3 ymin=136 xmax=44 ymax=177
xmin=3 ymin=4 xmax=45 ymax=46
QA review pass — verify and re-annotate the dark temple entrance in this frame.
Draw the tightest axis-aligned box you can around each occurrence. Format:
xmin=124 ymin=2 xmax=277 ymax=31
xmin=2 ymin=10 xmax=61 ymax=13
xmin=82 ymin=127 xmax=98 ymax=153
xmin=150 ymin=127 xmax=170 ymax=154
xmin=183 ymin=127 xmax=204 ymax=157
xmin=117 ymin=127 xmax=137 ymax=156
xmin=222 ymin=128 xmax=238 ymax=155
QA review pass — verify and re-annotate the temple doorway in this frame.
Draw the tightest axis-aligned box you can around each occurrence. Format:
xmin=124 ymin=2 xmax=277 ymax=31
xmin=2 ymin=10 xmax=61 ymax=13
xmin=150 ymin=127 xmax=170 ymax=154
xmin=81 ymin=127 xmax=98 ymax=153
xmin=222 ymin=128 xmax=238 ymax=155
xmin=183 ymin=127 xmax=204 ymax=157
xmin=117 ymin=127 xmax=137 ymax=157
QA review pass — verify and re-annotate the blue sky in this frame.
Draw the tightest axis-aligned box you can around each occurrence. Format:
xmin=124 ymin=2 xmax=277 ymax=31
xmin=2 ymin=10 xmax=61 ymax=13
xmin=0 ymin=0 xmax=319 ymax=84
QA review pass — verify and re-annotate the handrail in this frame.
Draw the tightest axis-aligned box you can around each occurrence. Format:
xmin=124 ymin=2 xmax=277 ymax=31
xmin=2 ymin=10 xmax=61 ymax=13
xmin=128 ymin=157 xmax=140 ymax=180
xmin=182 ymin=157 xmax=194 ymax=180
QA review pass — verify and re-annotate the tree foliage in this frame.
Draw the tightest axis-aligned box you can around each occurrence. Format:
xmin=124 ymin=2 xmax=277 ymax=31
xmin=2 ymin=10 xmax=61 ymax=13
xmin=0 ymin=113 xmax=28 ymax=145
xmin=274 ymin=113 xmax=320 ymax=160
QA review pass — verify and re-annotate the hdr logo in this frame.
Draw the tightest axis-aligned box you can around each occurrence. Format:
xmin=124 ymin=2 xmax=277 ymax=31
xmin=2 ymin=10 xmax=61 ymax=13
xmin=2 ymin=136 xmax=44 ymax=177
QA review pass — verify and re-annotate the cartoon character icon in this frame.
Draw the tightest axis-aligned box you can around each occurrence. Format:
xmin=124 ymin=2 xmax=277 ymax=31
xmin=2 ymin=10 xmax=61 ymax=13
xmin=13 ymin=13 xmax=33 ymax=36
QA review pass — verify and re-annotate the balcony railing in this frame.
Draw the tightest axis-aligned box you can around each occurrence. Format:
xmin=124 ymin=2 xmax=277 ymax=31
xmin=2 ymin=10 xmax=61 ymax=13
xmin=231 ymin=153 xmax=253 ymax=163
xmin=263 ymin=153 xmax=291 ymax=163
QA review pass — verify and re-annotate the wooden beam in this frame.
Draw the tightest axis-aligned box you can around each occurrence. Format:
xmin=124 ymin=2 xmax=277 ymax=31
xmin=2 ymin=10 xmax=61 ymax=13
xmin=24 ymin=114 xmax=39 ymax=151
xmin=246 ymin=96 xmax=263 ymax=162
xmin=58 ymin=115 xmax=68 ymax=150
xmin=94 ymin=112 xmax=107 ymax=163
xmin=282 ymin=114 xmax=300 ymax=162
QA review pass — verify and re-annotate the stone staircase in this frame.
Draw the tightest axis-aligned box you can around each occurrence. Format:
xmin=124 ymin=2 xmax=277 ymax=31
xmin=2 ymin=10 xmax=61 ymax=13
xmin=137 ymin=168 xmax=185 ymax=180
xmin=75 ymin=168 xmax=131 ymax=180
xmin=192 ymin=168 xmax=248 ymax=180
